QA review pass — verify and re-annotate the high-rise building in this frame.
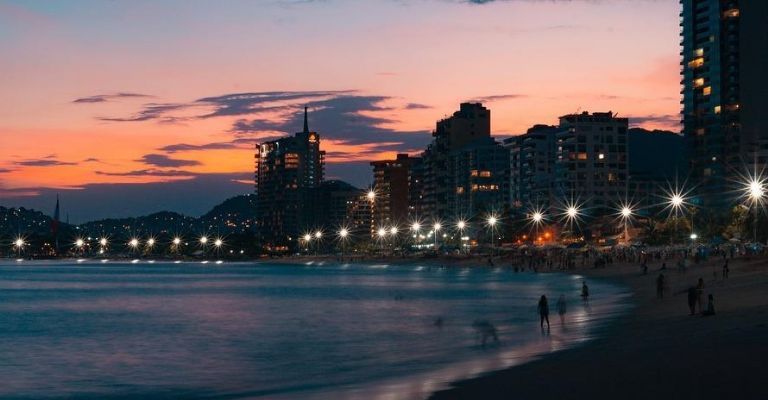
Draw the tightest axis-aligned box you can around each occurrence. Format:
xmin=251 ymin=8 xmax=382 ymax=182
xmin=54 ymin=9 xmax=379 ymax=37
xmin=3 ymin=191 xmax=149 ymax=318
xmin=370 ymin=154 xmax=417 ymax=228
xmin=254 ymin=107 xmax=325 ymax=249
xmin=421 ymin=103 xmax=492 ymax=222
xmin=311 ymin=180 xmax=359 ymax=232
xmin=554 ymin=112 xmax=629 ymax=215
xmin=681 ymin=0 xmax=768 ymax=207
xmin=451 ymin=137 xmax=510 ymax=219
xmin=504 ymin=124 xmax=559 ymax=210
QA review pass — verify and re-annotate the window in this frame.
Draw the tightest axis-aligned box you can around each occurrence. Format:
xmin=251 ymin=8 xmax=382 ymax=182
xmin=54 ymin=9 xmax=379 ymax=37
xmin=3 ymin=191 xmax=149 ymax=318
xmin=693 ymin=78 xmax=705 ymax=88
xmin=714 ymin=105 xmax=721 ymax=114
xmin=703 ymin=86 xmax=711 ymax=96
xmin=598 ymin=153 xmax=605 ymax=160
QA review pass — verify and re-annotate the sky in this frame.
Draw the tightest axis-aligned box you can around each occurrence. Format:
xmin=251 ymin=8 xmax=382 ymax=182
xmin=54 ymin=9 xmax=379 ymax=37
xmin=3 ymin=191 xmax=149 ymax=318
xmin=0 ymin=0 xmax=681 ymax=223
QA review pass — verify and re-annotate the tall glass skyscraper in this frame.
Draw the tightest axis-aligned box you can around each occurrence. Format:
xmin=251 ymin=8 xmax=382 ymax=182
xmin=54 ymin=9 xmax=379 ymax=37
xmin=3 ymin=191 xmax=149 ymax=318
xmin=681 ymin=0 xmax=768 ymax=207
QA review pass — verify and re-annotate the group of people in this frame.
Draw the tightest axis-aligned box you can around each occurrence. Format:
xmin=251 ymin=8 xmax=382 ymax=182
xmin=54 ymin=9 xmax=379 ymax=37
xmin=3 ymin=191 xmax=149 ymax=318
xmin=537 ymin=281 xmax=590 ymax=330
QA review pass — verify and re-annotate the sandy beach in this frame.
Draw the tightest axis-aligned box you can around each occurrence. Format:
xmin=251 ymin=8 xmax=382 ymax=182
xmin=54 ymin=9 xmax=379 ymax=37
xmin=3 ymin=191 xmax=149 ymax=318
xmin=429 ymin=254 xmax=768 ymax=400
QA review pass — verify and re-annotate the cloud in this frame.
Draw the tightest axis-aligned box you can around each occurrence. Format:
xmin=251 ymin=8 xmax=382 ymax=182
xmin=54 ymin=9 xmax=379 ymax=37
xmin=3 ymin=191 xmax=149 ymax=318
xmin=15 ymin=157 xmax=77 ymax=167
xmin=95 ymin=169 xmax=197 ymax=177
xmin=627 ymin=114 xmax=680 ymax=127
xmin=96 ymin=90 xmax=432 ymax=160
xmin=73 ymin=92 xmax=152 ymax=104
xmin=404 ymin=103 xmax=432 ymax=110
xmin=0 ymin=168 xmax=14 ymax=173
xmin=467 ymin=94 xmax=528 ymax=103
xmin=98 ymin=103 xmax=188 ymax=122
xmin=136 ymin=154 xmax=202 ymax=168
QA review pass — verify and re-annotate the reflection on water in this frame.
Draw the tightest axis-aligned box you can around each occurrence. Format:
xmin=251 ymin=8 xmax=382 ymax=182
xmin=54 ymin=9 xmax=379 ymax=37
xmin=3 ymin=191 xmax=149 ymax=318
xmin=0 ymin=261 xmax=629 ymax=399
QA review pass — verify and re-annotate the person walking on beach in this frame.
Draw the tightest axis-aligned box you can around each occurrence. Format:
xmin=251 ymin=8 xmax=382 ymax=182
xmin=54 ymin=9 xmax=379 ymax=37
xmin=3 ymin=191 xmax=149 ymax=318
xmin=656 ymin=273 xmax=665 ymax=299
xmin=702 ymin=294 xmax=716 ymax=316
xmin=696 ymin=278 xmax=705 ymax=311
xmin=556 ymin=294 xmax=567 ymax=325
xmin=722 ymin=259 xmax=729 ymax=279
xmin=538 ymin=295 xmax=550 ymax=330
xmin=581 ymin=281 xmax=589 ymax=302
xmin=687 ymin=286 xmax=697 ymax=315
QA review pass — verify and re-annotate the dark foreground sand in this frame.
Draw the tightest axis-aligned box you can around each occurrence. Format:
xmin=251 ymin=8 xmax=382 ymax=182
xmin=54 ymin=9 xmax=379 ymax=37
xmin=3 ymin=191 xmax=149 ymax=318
xmin=429 ymin=255 xmax=768 ymax=400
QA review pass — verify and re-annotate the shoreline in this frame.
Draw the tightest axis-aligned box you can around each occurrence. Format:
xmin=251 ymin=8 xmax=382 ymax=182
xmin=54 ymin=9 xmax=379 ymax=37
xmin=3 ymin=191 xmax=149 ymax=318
xmin=429 ymin=254 xmax=768 ymax=400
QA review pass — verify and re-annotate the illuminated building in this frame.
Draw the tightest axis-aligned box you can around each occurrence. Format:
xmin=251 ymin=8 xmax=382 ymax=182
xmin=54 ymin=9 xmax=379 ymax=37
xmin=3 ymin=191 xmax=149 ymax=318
xmin=421 ymin=103 xmax=493 ymax=222
xmin=555 ymin=112 xmax=629 ymax=215
xmin=504 ymin=124 xmax=559 ymax=210
xmin=370 ymin=154 xmax=418 ymax=226
xmin=681 ymin=0 xmax=768 ymax=207
xmin=254 ymin=107 xmax=325 ymax=249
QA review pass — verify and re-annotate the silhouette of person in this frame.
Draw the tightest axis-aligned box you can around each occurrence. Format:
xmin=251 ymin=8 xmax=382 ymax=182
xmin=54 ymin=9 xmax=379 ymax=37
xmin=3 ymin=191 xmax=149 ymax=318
xmin=538 ymin=295 xmax=550 ymax=329
xmin=581 ymin=281 xmax=589 ymax=302
xmin=687 ymin=287 xmax=697 ymax=315
xmin=702 ymin=294 xmax=716 ymax=316
xmin=722 ymin=260 xmax=729 ymax=279
xmin=657 ymin=273 xmax=665 ymax=299
xmin=556 ymin=294 xmax=567 ymax=324
xmin=696 ymin=278 xmax=705 ymax=311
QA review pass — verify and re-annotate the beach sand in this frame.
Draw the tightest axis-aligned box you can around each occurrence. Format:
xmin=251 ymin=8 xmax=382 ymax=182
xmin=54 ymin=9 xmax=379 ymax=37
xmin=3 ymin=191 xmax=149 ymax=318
xmin=429 ymin=255 xmax=768 ymax=400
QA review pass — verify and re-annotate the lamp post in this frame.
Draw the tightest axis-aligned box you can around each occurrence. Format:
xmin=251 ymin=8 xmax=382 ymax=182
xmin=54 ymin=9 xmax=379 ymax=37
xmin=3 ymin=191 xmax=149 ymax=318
xmin=433 ymin=222 xmax=442 ymax=252
xmin=377 ymin=227 xmax=387 ymax=254
xmin=486 ymin=215 xmax=498 ymax=257
xmin=338 ymin=228 xmax=349 ymax=261
xmin=747 ymin=178 xmax=765 ymax=243
xmin=13 ymin=238 xmax=24 ymax=258
xmin=456 ymin=220 xmax=467 ymax=253
xmin=303 ymin=233 xmax=312 ymax=254
xmin=314 ymin=231 xmax=322 ymax=256
xmin=411 ymin=222 xmax=421 ymax=250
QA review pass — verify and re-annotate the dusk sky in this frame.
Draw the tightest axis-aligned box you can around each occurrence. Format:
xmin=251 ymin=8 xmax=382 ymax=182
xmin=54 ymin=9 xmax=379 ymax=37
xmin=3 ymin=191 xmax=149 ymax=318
xmin=0 ymin=0 xmax=681 ymax=222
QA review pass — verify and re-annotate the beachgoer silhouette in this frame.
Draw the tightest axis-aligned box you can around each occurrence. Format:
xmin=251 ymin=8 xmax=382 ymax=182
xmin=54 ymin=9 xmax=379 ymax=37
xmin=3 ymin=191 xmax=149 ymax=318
xmin=538 ymin=295 xmax=550 ymax=329
xmin=657 ymin=273 xmax=665 ymax=299
xmin=702 ymin=294 xmax=716 ymax=316
xmin=472 ymin=320 xmax=499 ymax=347
xmin=687 ymin=287 xmax=697 ymax=315
xmin=581 ymin=282 xmax=589 ymax=302
xmin=722 ymin=260 xmax=729 ymax=279
xmin=556 ymin=294 xmax=567 ymax=324
xmin=696 ymin=278 xmax=704 ymax=311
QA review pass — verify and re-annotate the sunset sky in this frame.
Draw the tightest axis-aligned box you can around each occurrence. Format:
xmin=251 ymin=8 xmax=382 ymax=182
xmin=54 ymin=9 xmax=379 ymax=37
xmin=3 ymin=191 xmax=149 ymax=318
xmin=0 ymin=0 xmax=681 ymax=222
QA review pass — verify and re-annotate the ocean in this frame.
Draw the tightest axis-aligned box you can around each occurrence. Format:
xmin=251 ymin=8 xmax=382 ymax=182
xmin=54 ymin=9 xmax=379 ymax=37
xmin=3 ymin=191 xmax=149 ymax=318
xmin=0 ymin=260 xmax=629 ymax=399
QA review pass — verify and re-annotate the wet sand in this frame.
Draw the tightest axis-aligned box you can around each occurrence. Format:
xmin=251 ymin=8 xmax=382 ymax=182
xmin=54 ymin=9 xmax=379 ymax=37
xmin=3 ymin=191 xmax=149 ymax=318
xmin=429 ymin=255 xmax=768 ymax=400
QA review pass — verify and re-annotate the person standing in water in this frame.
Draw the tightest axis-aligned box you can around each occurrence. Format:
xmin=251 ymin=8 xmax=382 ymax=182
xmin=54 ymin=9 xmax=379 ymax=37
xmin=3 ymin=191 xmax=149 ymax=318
xmin=556 ymin=294 xmax=567 ymax=324
xmin=538 ymin=295 xmax=550 ymax=330
xmin=581 ymin=281 xmax=590 ymax=302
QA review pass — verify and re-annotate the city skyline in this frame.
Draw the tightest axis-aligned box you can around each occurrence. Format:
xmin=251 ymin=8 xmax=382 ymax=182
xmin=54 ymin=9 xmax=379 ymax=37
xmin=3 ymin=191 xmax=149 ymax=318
xmin=0 ymin=0 xmax=681 ymax=221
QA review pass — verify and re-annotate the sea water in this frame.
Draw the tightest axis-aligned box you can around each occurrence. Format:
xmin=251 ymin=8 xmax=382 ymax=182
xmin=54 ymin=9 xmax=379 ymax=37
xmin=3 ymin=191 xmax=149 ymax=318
xmin=0 ymin=261 xmax=629 ymax=399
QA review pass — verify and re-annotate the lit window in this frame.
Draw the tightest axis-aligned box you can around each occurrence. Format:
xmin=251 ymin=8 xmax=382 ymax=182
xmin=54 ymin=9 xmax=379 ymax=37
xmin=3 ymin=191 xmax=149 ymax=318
xmin=694 ymin=48 xmax=704 ymax=57
xmin=688 ymin=58 xmax=704 ymax=68
xmin=693 ymin=78 xmax=705 ymax=88
xmin=723 ymin=8 xmax=739 ymax=18
xmin=456 ymin=187 xmax=464 ymax=194
xmin=479 ymin=171 xmax=492 ymax=177
xmin=577 ymin=152 xmax=588 ymax=160
xmin=714 ymin=105 xmax=721 ymax=114
xmin=703 ymin=86 xmax=711 ymax=96
xmin=598 ymin=153 xmax=605 ymax=160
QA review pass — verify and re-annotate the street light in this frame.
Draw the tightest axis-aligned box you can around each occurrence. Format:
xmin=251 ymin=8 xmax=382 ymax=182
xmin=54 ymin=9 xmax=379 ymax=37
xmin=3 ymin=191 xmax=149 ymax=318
xmin=200 ymin=236 xmax=208 ymax=245
xmin=129 ymin=238 xmax=139 ymax=250
xmin=13 ymin=237 xmax=24 ymax=257
xmin=172 ymin=237 xmax=182 ymax=246
xmin=99 ymin=238 xmax=108 ymax=247
xmin=214 ymin=238 xmax=223 ymax=247
xmin=367 ymin=190 xmax=376 ymax=201
xmin=744 ymin=176 xmax=766 ymax=243
xmin=338 ymin=228 xmax=349 ymax=261
xmin=486 ymin=214 xmax=499 ymax=256
xmin=456 ymin=220 xmax=468 ymax=253
xmin=433 ymin=222 xmax=442 ymax=251
xmin=617 ymin=202 xmax=635 ymax=243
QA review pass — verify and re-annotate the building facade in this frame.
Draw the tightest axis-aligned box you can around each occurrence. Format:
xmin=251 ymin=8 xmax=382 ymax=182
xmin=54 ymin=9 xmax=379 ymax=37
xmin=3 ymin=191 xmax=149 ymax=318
xmin=421 ymin=103 xmax=493 ymax=222
xmin=370 ymin=154 xmax=417 ymax=228
xmin=554 ymin=112 xmax=629 ymax=216
xmin=254 ymin=107 xmax=325 ymax=249
xmin=504 ymin=124 xmax=559 ymax=210
xmin=681 ymin=0 xmax=768 ymax=207
xmin=451 ymin=137 xmax=510 ymax=219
